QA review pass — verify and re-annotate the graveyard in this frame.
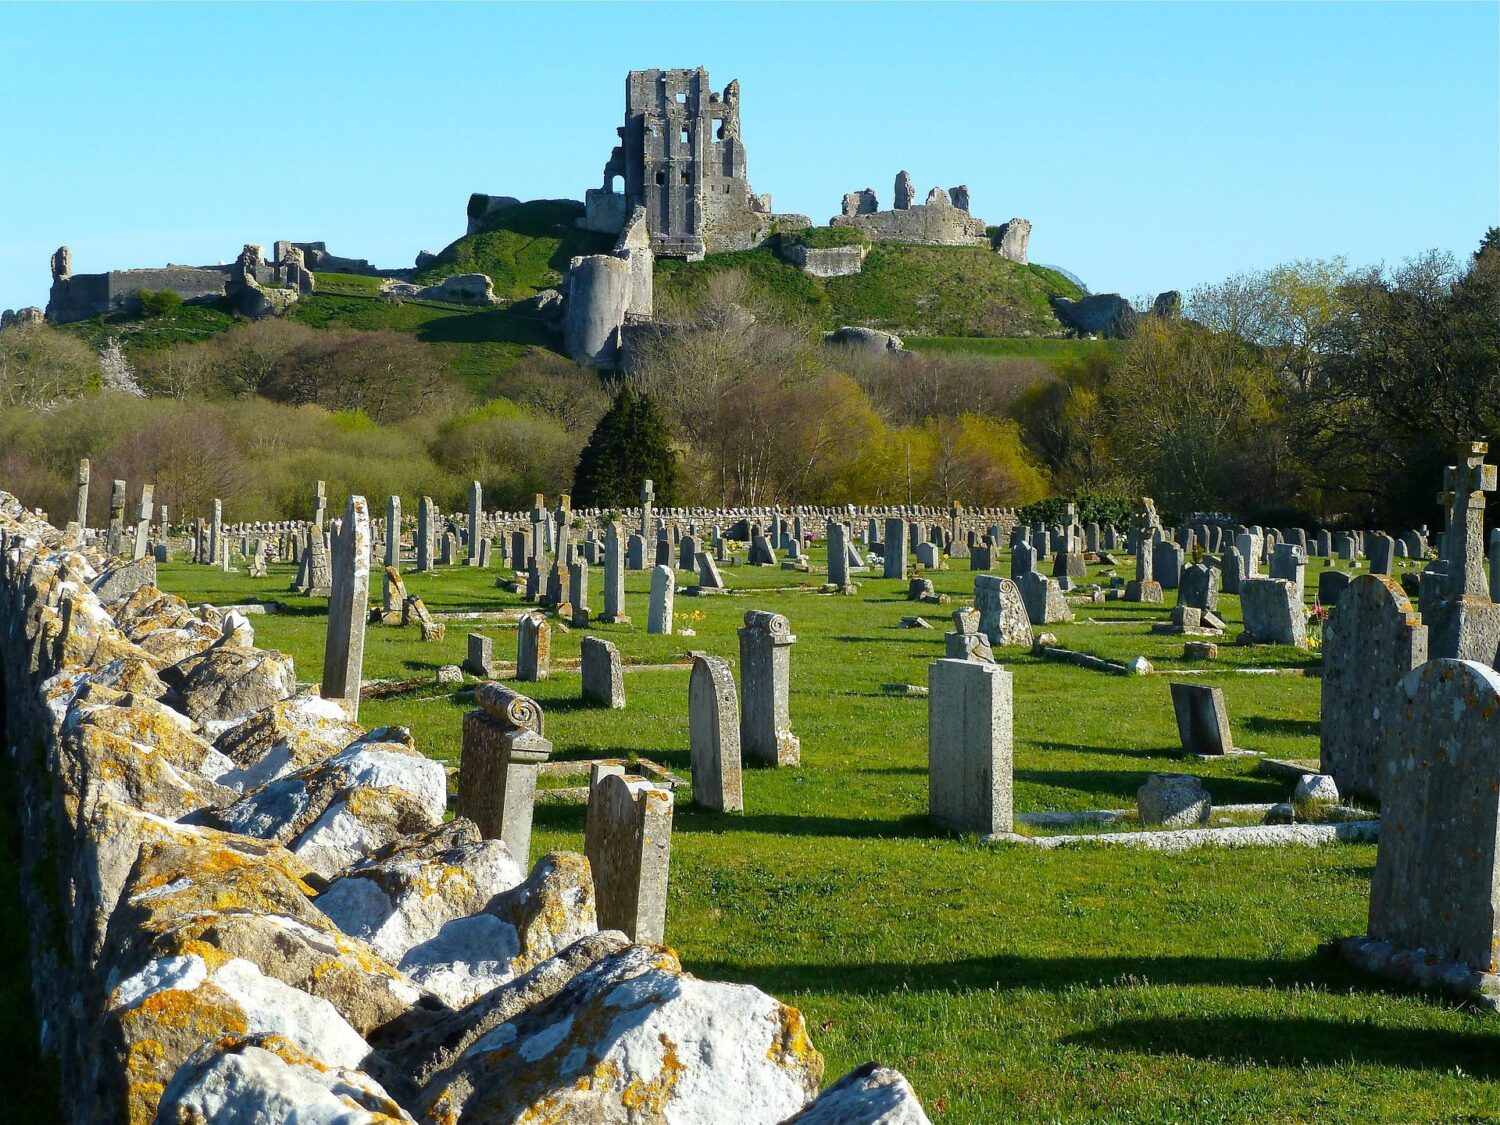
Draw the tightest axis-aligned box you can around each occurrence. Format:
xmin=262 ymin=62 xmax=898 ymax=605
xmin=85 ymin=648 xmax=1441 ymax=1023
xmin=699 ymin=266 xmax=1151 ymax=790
xmin=0 ymin=496 xmax=1477 ymax=1122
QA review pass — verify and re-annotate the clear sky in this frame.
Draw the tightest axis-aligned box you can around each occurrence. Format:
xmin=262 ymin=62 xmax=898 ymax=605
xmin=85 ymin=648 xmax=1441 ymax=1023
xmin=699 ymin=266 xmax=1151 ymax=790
xmin=2 ymin=1 xmax=1496 ymax=313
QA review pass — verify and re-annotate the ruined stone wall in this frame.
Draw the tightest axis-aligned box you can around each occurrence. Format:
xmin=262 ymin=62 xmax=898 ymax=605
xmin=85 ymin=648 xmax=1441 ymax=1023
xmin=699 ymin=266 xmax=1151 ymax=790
xmin=47 ymin=266 xmax=232 ymax=323
xmin=0 ymin=490 xmax=927 ymax=1122
xmin=832 ymin=202 xmax=988 ymax=247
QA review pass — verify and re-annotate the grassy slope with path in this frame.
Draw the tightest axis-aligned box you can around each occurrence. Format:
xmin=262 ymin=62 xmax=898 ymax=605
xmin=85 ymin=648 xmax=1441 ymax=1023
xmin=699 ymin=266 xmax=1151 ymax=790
xmin=153 ymin=545 xmax=1500 ymax=1123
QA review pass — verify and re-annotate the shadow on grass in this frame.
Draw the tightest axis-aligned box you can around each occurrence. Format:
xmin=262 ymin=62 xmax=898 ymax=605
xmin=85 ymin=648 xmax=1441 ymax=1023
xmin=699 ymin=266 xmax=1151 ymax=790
xmin=1030 ymin=740 xmax=1177 ymax=761
xmin=1242 ymin=715 xmax=1321 ymax=738
xmin=1017 ymin=768 xmax=1279 ymax=805
xmin=1062 ymin=1015 xmax=1500 ymax=1075
xmin=674 ymin=810 xmax=934 ymax=840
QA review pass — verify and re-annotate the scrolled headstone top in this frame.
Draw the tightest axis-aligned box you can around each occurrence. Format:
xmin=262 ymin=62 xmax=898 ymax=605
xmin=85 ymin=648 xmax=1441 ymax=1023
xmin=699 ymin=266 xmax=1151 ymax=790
xmin=743 ymin=609 xmax=794 ymax=641
xmin=475 ymin=681 xmax=544 ymax=735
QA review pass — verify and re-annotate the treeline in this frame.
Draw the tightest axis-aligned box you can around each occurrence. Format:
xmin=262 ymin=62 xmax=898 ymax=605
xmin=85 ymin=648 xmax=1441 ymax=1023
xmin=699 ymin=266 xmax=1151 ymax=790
xmin=1 ymin=232 xmax=1493 ymax=529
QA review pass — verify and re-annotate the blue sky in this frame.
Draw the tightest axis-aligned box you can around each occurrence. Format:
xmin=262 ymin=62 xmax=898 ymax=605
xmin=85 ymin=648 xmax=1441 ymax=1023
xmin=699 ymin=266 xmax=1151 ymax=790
xmin=1 ymin=2 xmax=1495 ymax=313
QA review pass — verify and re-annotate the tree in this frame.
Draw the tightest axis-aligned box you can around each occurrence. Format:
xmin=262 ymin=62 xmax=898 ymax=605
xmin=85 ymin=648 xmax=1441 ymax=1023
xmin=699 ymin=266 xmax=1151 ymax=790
xmin=0 ymin=324 xmax=99 ymax=409
xmin=571 ymin=386 xmax=679 ymax=509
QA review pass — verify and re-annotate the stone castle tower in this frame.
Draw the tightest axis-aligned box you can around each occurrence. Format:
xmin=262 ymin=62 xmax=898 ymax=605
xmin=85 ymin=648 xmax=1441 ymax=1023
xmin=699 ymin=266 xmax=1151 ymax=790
xmin=584 ymin=68 xmax=774 ymax=260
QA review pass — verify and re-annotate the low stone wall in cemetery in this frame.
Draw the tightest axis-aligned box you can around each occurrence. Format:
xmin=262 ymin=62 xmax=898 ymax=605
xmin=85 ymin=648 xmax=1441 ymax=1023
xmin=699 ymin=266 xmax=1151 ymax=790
xmin=0 ymin=490 xmax=930 ymax=1124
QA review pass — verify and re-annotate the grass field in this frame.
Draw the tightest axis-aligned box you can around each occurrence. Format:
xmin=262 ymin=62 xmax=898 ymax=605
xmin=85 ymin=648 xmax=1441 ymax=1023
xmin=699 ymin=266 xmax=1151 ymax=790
xmin=133 ymin=541 xmax=1500 ymax=1122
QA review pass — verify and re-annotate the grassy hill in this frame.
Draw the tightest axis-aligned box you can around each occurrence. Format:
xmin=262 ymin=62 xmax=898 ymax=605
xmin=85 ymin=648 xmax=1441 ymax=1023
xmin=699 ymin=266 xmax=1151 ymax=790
xmin=410 ymin=200 xmax=614 ymax=300
xmin=655 ymin=238 xmax=1084 ymax=337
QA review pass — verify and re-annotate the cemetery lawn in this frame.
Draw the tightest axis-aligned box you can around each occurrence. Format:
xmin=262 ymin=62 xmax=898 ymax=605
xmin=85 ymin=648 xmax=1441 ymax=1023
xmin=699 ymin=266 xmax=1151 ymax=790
xmin=154 ymin=550 xmax=1500 ymax=1124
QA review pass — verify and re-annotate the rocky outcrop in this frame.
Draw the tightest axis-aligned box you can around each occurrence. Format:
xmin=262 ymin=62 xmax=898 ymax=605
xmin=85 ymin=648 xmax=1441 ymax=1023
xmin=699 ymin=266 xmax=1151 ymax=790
xmin=381 ymin=274 xmax=500 ymax=306
xmin=824 ymin=326 xmax=909 ymax=357
xmin=1052 ymin=292 xmax=1137 ymax=338
xmin=0 ymin=488 xmax=928 ymax=1122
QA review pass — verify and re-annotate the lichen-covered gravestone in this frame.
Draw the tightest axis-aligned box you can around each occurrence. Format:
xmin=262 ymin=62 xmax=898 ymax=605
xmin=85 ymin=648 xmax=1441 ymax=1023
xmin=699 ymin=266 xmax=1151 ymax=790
xmin=974 ymin=574 xmax=1032 ymax=647
xmin=689 ymin=654 xmax=743 ymax=812
xmin=516 ymin=611 xmax=550 ymax=681
xmin=321 ymin=495 xmax=369 ymax=719
xmin=1239 ymin=578 xmax=1307 ymax=646
xmin=1361 ymin=660 xmax=1500 ymax=986
xmin=580 ymin=635 xmax=625 ymax=709
xmin=1319 ymin=574 xmax=1427 ymax=802
xmin=584 ymin=772 xmax=673 ymax=943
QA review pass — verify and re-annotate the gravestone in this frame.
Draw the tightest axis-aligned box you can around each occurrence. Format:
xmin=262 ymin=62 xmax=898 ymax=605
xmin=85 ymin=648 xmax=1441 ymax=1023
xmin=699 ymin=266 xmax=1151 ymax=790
xmin=1239 ymin=578 xmax=1307 ymax=646
xmin=385 ymin=495 xmax=401 ymax=568
xmin=626 ymin=532 xmax=646 ymax=570
xmin=322 ymin=495 xmax=370 ymax=719
xmin=459 ymin=683 xmax=551 ymax=866
xmin=1169 ymin=682 xmax=1233 ymax=755
xmin=516 ymin=611 xmax=550 ymax=681
xmin=696 ymin=551 xmax=726 ymax=590
xmin=131 ymin=484 xmax=154 ymax=561
xmin=689 ymin=654 xmax=743 ymax=812
xmin=585 ymin=773 xmax=673 ymax=943
xmin=928 ymin=658 xmax=1013 ymax=835
xmin=974 ymin=574 xmax=1032 ymax=647
xmin=1269 ymin=542 xmax=1305 ymax=598
xmin=510 ymin=529 xmax=529 ymax=571
xmin=466 ymin=480 xmax=483 ymax=566
xmin=75 ymin=458 xmax=90 ymax=529
xmin=1365 ymin=660 xmax=1500 ymax=976
xmin=1019 ymin=570 xmax=1071 ymax=625
xmin=969 ymin=545 xmax=993 ymax=571
xmin=647 ymin=565 xmax=674 ymax=635
xmin=416 ymin=496 xmax=435 ymax=572
xmin=1320 ymin=574 xmax=1428 ymax=802
xmin=580 ymin=635 xmax=625 ymax=709
xmin=1153 ymin=540 xmax=1184 ymax=590
xmin=1368 ymin=534 xmax=1396 ymax=576
xmin=1010 ymin=543 xmax=1036 ymax=580
xmin=1220 ymin=545 xmax=1245 ymax=595
xmin=568 ymin=560 xmax=590 ymax=627
xmin=1125 ymin=500 xmax=1163 ymax=603
xmin=601 ymin=522 xmax=629 ymax=623
xmin=914 ymin=541 xmax=941 ymax=569
xmin=464 ymin=632 xmax=496 ymax=679
xmin=1426 ymin=443 xmax=1500 ymax=662
xmin=1177 ymin=562 xmax=1220 ymax=614
xmin=739 ymin=610 xmax=800 ymax=767
xmin=304 ymin=539 xmax=332 ymax=597
xmin=828 ymin=521 xmax=850 ymax=587
xmin=678 ymin=533 xmax=698 ymax=571
xmin=106 ymin=479 xmax=128 ymax=557
xmin=883 ymin=517 xmax=907 ymax=580
xmin=1318 ymin=569 xmax=1353 ymax=608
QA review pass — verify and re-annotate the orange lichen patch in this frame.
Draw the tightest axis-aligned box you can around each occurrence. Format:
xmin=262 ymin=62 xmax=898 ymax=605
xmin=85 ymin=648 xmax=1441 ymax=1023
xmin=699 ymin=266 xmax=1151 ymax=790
xmin=768 ymin=1001 xmax=824 ymax=1082
xmin=619 ymin=1033 xmax=686 ymax=1112
xmin=118 ymin=984 xmax=249 ymax=1124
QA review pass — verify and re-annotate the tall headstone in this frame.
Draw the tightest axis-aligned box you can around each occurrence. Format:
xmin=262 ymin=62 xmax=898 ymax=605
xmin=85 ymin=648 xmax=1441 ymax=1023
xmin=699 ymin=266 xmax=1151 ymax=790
xmin=689 ymin=654 xmax=743 ymax=812
xmin=1365 ymin=660 xmax=1500 ymax=976
xmin=385 ymin=495 xmax=401 ymax=569
xmin=928 ymin=658 xmax=1013 ymax=835
xmin=738 ymin=610 xmax=800 ymax=767
xmin=1239 ymin=579 xmax=1307 ymax=646
xmin=639 ymin=478 xmax=655 ymax=538
xmin=416 ymin=496 xmax=434 ymax=573
xmin=883 ymin=517 xmax=907 ymax=580
xmin=828 ymin=521 xmax=850 ymax=587
xmin=322 ymin=495 xmax=370 ymax=719
xmin=466 ymin=481 xmax=483 ymax=566
xmin=1426 ymin=443 xmax=1500 ymax=662
xmin=647 ymin=565 xmax=674 ymax=635
xmin=568 ymin=559 xmax=591 ymax=627
xmin=131 ymin=484 xmax=154 ymax=561
xmin=311 ymin=480 xmax=327 ymax=532
xmin=516 ymin=611 xmax=550 ymax=681
xmin=585 ymin=773 xmax=673 ymax=943
xmin=1320 ymin=574 xmax=1428 ymax=801
xmin=208 ymin=497 xmax=223 ymax=571
xmin=459 ymin=683 xmax=551 ymax=867
xmin=75 ymin=458 xmax=90 ymax=529
xmin=106 ymin=480 xmax=128 ymax=556
xmin=601 ymin=522 xmax=629 ymax=623
xmin=464 ymin=633 xmax=496 ymax=679
xmin=580 ymin=635 xmax=625 ymax=708
xmin=1268 ymin=542 xmax=1305 ymax=599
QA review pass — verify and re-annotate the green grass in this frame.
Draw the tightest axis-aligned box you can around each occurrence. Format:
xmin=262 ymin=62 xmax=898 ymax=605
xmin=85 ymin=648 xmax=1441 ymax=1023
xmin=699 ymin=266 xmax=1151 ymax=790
xmin=148 ymin=545 xmax=1500 ymax=1123
xmin=826 ymin=247 xmax=1082 ymax=337
xmin=655 ymin=246 xmax=834 ymax=325
xmin=313 ymin=271 xmax=386 ymax=297
xmin=59 ymin=299 xmax=238 ymax=353
xmin=778 ymin=227 xmax=871 ymax=250
xmin=411 ymin=200 xmax=614 ymax=300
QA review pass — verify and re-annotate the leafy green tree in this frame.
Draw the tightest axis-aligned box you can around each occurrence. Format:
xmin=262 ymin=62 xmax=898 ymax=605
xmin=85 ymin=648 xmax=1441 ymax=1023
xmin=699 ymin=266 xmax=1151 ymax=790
xmin=571 ymin=386 xmax=679 ymax=509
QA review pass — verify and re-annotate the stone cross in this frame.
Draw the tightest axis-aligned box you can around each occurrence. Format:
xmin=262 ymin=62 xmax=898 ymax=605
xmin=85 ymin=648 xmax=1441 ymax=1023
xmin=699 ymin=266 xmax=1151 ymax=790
xmin=467 ymin=480 xmax=483 ymax=566
xmin=1438 ymin=443 xmax=1496 ymax=599
xmin=209 ymin=498 xmax=223 ymax=570
xmin=640 ymin=478 xmax=655 ymax=537
xmin=321 ymin=495 xmax=370 ymax=718
xmin=75 ymin=458 xmax=90 ymax=529
xmin=311 ymin=480 xmax=327 ymax=532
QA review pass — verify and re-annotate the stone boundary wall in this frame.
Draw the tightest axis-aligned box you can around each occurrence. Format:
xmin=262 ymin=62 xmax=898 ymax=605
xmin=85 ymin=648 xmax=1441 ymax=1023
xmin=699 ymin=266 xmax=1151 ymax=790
xmin=0 ymin=490 xmax=929 ymax=1122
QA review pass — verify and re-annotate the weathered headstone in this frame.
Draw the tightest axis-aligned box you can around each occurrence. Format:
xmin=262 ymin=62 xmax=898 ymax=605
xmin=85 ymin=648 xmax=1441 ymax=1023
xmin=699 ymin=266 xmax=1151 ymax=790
xmin=1320 ymin=574 xmax=1428 ymax=801
xmin=883 ymin=517 xmax=907 ymax=580
xmin=944 ymin=606 xmax=994 ymax=662
xmin=928 ymin=658 xmax=1013 ymax=835
xmin=131 ymin=483 xmax=154 ymax=561
xmin=1019 ymin=570 xmax=1071 ymax=625
xmin=974 ymin=574 xmax=1032 ymax=647
xmin=1176 ymin=562 xmax=1219 ymax=614
xmin=466 ymin=481 xmax=483 ymax=566
xmin=464 ymin=632 xmax=496 ymax=679
xmin=322 ymin=495 xmax=370 ymax=718
xmin=739 ymin=610 xmax=800 ymax=767
xmin=568 ymin=559 xmax=590 ymax=627
xmin=1364 ymin=660 xmax=1500 ymax=978
xmin=689 ymin=654 xmax=743 ymax=812
xmin=75 ymin=458 xmax=90 ymax=529
xmin=516 ymin=611 xmax=551 ymax=681
xmin=385 ymin=495 xmax=401 ymax=569
xmin=601 ymin=522 xmax=629 ymax=623
xmin=696 ymin=551 xmax=725 ymax=590
xmin=1169 ymin=682 xmax=1233 ymax=756
xmin=580 ymin=635 xmax=625 ymax=708
xmin=585 ymin=773 xmax=673 ymax=943
xmin=416 ymin=496 xmax=434 ymax=572
xmin=106 ymin=480 xmax=128 ymax=557
xmin=647 ymin=565 xmax=674 ymax=635
xmin=459 ymin=683 xmax=551 ymax=866
xmin=1426 ymin=443 xmax=1500 ymax=662
xmin=1239 ymin=578 xmax=1307 ymax=646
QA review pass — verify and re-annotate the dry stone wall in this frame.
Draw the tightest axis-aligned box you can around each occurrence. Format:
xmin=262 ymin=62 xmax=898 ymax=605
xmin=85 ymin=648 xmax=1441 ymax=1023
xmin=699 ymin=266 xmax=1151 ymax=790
xmin=0 ymin=490 xmax=929 ymax=1124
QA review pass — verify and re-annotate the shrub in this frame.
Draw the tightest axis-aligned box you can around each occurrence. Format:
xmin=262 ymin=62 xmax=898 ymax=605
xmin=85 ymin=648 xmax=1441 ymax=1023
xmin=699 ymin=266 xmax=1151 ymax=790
xmin=137 ymin=289 xmax=184 ymax=317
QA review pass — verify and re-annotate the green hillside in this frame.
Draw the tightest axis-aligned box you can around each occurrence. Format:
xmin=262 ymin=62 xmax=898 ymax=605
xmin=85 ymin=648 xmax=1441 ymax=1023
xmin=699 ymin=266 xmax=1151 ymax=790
xmin=411 ymin=200 xmax=613 ymax=300
xmin=655 ymin=238 xmax=1084 ymax=337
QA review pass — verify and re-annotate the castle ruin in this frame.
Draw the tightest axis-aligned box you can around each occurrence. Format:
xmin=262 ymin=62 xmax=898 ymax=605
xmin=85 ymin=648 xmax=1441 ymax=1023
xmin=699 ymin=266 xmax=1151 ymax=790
xmin=582 ymin=68 xmax=806 ymax=260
